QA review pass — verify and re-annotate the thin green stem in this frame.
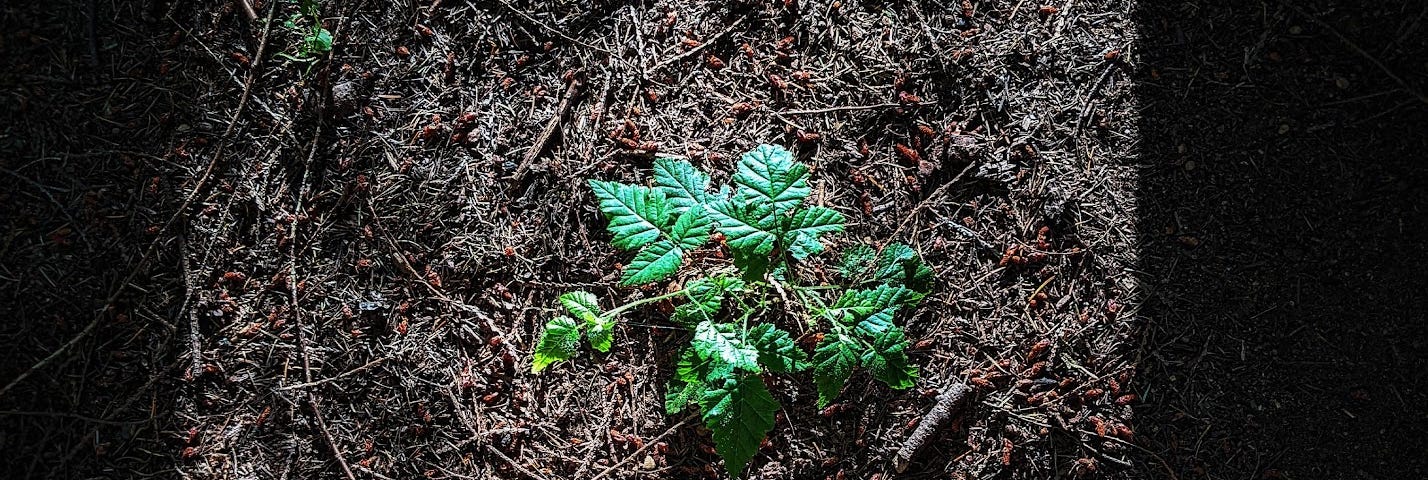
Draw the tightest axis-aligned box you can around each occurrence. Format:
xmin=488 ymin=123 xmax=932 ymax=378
xmin=788 ymin=284 xmax=840 ymax=291
xmin=603 ymin=287 xmax=692 ymax=319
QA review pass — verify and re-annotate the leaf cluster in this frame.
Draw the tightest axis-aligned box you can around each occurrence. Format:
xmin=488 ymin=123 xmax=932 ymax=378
xmin=532 ymin=145 xmax=933 ymax=477
xmin=276 ymin=0 xmax=333 ymax=63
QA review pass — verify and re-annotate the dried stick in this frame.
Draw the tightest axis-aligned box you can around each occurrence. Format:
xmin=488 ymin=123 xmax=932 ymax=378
xmin=894 ymin=382 xmax=972 ymax=472
xmin=485 ymin=443 xmax=550 ymax=480
xmin=276 ymin=357 xmax=389 ymax=391
xmin=887 ymin=160 xmax=977 ymax=242
xmin=588 ymin=415 xmax=694 ymax=480
xmin=779 ymin=102 xmax=918 ymax=115
xmin=181 ymin=237 xmax=203 ymax=381
xmin=306 ymin=398 xmax=358 ymax=480
xmin=236 ymin=0 xmax=258 ymax=22
xmin=491 ymin=0 xmax=616 ymax=57
xmin=366 ymin=203 xmax=520 ymax=369
xmin=510 ymin=73 xmax=583 ymax=182
xmin=651 ymin=15 xmax=747 ymax=71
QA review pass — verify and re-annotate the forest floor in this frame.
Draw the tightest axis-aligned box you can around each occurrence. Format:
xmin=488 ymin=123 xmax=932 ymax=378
xmin=1 ymin=0 xmax=1424 ymax=479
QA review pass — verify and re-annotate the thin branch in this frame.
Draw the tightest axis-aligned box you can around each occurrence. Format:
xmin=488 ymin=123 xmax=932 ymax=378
xmin=307 ymin=399 xmax=358 ymax=480
xmin=779 ymin=102 xmax=924 ymax=115
xmin=652 ymin=15 xmax=747 ymax=71
xmin=510 ymin=72 xmax=584 ymax=183
xmin=276 ymin=357 xmax=390 ymax=391
xmin=589 ymin=415 xmax=695 ymax=480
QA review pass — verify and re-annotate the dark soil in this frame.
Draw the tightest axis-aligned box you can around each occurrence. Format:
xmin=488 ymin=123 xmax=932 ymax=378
xmin=1132 ymin=1 xmax=1428 ymax=478
xmin=0 ymin=0 xmax=1423 ymax=479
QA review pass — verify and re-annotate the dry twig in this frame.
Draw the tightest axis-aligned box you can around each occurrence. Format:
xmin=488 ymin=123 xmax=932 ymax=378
xmin=511 ymin=72 xmax=584 ymax=183
xmin=895 ymin=382 xmax=973 ymax=472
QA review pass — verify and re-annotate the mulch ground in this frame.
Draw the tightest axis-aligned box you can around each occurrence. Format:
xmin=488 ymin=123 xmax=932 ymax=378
xmin=3 ymin=0 xmax=1423 ymax=479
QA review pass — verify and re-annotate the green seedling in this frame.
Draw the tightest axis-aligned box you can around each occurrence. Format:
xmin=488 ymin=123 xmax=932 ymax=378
xmin=276 ymin=0 xmax=332 ymax=64
xmin=532 ymin=144 xmax=933 ymax=478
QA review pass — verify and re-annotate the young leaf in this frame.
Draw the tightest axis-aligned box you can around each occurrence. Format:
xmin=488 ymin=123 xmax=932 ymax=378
xmin=839 ymin=245 xmax=876 ymax=278
xmin=709 ymin=276 xmax=747 ymax=294
xmin=860 ymin=326 xmax=919 ymax=389
xmin=621 ymin=240 xmax=683 ymax=286
xmin=873 ymin=243 xmax=934 ymax=293
xmin=670 ymin=207 xmax=713 ymax=250
xmin=667 ymin=348 xmax=710 ymax=414
xmin=558 ymin=291 xmax=602 ymax=323
xmin=781 ymin=206 xmax=845 ymax=260
xmin=700 ymin=374 xmax=779 ymax=478
xmin=672 ymin=302 xmax=716 ymax=327
xmin=586 ymin=316 xmax=615 ymax=352
xmin=733 ymin=144 xmax=810 ymax=213
xmin=693 ymin=320 xmax=760 ymax=378
xmin=589 ymin=180 xmax=671 ymax=251
xmin=854 ymin=307 xmax=898 ymax=338
xmin=812 ymin=333 xmax=860 ymax=408
xmin=707 ymin=197 xmax=778 ymax=255
xmin=666 ymin=378 xmax=701 ymax=415
xmin=531 ymin=316 xmax=582 ymax=373
xmin=653 ymin=157 xmax=711 ymax=215
xmin=748 ymin=324 xmax=809 ymax=373
xmin=671 ymin=276 xmax=736 ymax=326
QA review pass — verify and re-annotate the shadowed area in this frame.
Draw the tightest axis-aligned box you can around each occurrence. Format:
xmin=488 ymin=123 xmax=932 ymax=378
xmin=6 ymin=0 xmax=1426 ymax=478
xmin=1133 ymin=1 xmax=1428 ymax=477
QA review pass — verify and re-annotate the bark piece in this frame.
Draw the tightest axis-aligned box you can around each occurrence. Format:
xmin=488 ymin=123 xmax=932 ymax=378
xmin=895 ymin=382 xmax=973 ymax=472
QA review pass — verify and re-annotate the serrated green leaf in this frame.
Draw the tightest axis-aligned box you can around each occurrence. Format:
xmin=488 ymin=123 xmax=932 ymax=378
xmin=531 ymin=316 xmax=582 ymax=373
xmin=653 ymin=157 xmax=711 ymax=215
xmin=700 ymin=374 xmax=779 ymax=478
xmin=671 ymin=303 xmax=711 ymax=328
xmin=621 ymin=240 xmax=683 ymax=286
xmin=707 ymin=197 xmax=778 ymax=256
xmin=670 ymin=207 xmax=713 ymax=250
xmin=587 ymin=316 xmax=615 ymax=352
xmin=733 ymin=144 xmax=810 ymax=213
xmin=693 ymin=321 xmax=760 ymax=378
xmin=873 ymin=243 xmax=934 ymax=293
xmin=839 ymin=245 xmax=876 ymax=278
xmin=785 ymin=232 xmax=824 ymax=260
xmin=818 ymin=284 xmax=919 ymax=326
xmin=812 ymin=333 xmax=860 ymax=408
xmin=749 ymin=324 xmax=809 ymax=373
xmin=671 ymin=277 xmax=734 ymax=327
xmin=731 ymin=247 xmax=771 ymax=282
xmin=861 ymin=325 xmax=918 ymax=389
xmin=854 ymin=308 xmax=897 ymax=338
xmin=667 ymin=377 xmax=701 ymax=415
xmin=783 ymin=206 xmax=845 ymax=241
xmin=667 ymin=348 xmax=710 ymax=414
xmin=558 ymin=291 xmax=602 ymax=323
xmin=710 ymin=276 xmax=747 ymax=293
xmin=589 ymin=180 xmax=671 ymax=251
xmin=677 ymin=345 xmax=713 ymax=383
xmin=780 ymin=206 xmax=844 ymax=260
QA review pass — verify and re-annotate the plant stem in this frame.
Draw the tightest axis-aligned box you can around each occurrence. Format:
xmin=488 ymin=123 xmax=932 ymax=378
xmin=788 ymin=284 xmax=840 ymax=291
xmin=603 ymin=288 xmax=692 ymax=318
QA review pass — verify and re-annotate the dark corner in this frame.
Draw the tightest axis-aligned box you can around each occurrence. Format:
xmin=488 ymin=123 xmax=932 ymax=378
xmin=2 ymin=1 xmax=190 ymax=478
xmin=1133 ymin=1 xmax=1428 ymax=478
